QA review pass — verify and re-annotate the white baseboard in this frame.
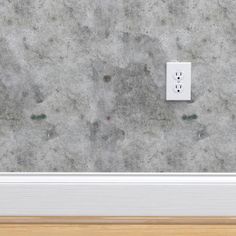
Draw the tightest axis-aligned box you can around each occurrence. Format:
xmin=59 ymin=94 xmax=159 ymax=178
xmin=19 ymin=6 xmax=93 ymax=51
xmin=0 ymin=173 xmax=236 ymax=216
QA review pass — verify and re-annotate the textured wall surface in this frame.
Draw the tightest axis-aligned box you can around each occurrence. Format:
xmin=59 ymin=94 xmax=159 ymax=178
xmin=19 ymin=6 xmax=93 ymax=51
xmin=0 ymin=0 xmax=235 ymax=172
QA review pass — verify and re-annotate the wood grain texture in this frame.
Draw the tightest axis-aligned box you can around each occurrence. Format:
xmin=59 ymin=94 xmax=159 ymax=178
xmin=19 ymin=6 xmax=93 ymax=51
xmin=1 ymin=224 xmax=236 ymax=236
xmin=1 ymin=217 xmax=236 ymax=225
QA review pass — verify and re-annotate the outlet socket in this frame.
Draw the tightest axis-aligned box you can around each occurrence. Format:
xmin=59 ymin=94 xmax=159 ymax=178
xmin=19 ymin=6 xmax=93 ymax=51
xmin=166 ymin=62 xmax=191 ymax=101
xmin=174 ymin=83 xmax=183 ymax=93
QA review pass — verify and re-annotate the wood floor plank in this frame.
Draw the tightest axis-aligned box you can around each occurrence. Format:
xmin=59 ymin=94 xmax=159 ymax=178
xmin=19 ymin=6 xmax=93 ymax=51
xmin=1 ymin=224 xmax=236 ymax=236
xmin=1 ymin=216 xmax=236 ymax=224
xmin=1 ymin=217 xmax=236 ymax=235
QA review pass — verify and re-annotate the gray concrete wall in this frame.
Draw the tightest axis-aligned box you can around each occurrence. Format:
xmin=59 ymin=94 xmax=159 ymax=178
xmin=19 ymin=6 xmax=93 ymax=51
xmin=0 ymin=0 xmax=235 ymax=172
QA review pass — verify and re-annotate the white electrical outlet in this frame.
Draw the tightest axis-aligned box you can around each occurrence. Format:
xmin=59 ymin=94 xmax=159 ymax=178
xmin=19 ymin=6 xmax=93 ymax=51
xmin=166 ymin=62 xmax=191 ymax=101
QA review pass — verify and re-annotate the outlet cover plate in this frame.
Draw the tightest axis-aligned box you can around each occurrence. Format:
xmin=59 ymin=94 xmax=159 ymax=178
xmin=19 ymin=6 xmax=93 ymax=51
xmin=166 ymin=62 xmax=191 ymax=101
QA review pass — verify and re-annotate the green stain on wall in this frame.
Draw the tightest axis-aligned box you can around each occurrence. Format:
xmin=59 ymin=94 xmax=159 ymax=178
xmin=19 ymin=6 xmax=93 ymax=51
xmin=182 ymin=114 xmax=198 ymax=121
xmin=31 ymin=113 xmax=47 ymax=120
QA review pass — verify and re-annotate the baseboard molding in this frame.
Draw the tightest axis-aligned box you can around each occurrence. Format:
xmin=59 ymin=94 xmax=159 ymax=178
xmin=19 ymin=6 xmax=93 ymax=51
xmin=0 ymin=173 xmax=236 ymax=216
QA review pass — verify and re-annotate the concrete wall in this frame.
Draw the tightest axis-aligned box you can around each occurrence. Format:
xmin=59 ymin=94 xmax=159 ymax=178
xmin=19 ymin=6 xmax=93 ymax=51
xmin=0 ymin=0 xmax=235 ymax=172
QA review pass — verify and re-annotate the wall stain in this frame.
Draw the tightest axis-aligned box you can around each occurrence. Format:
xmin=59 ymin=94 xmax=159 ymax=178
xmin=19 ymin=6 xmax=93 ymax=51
xmin=45 ymin=125 xmax=58 ymax=141
xmin=31 ymin=114 xmax=47 ymax=120
xmin=103 ymin=75 xmax=112 ymax=83
xmin=144 ymin=64 xmax=151 ymax=75
xmin=196 ymin=126 xmax=209 ymax=141
xmin=32 ymin=85 xmax=44 ymax=103
xmin=89 ymin=121 xmax=100 ymax=141
xmin=182 ymin=114 xmax=198 ymax=121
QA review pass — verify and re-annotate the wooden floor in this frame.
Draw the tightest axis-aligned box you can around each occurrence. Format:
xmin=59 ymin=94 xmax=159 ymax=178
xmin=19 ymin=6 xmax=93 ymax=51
xmin=1 ymin=217 xmax=236 ymax=236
